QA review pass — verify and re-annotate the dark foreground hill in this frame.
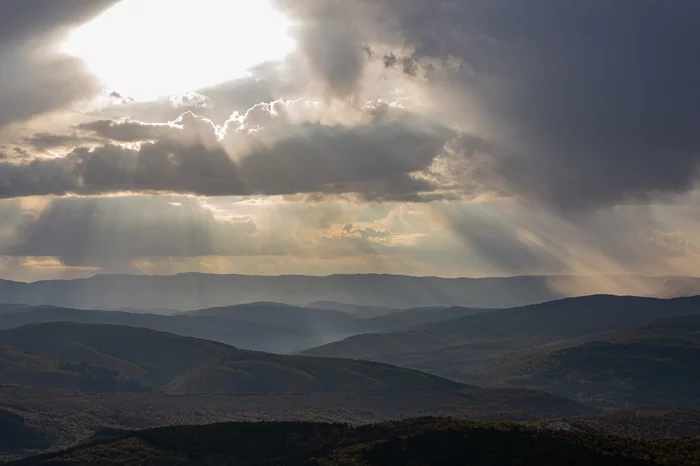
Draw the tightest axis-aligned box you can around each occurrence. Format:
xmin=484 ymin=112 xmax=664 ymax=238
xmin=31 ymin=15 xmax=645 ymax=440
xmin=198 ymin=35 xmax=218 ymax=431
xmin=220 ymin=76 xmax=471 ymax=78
xmin=0 ymin=408 xmax=49 ymax=456
xmin=348 ymin=306 xmax=493 ymax=334
xmin=2 ymin=273 xmax=700 ymax=310
xmin=10 ymin=417 xmax=700 ymax=466
xmin=0 ymin=322 xmax=463 ymax=394
xmin=0 ymin=385 xmax=596 ymax=456
xmin=550 ymin=407 xmax=700 ymax=439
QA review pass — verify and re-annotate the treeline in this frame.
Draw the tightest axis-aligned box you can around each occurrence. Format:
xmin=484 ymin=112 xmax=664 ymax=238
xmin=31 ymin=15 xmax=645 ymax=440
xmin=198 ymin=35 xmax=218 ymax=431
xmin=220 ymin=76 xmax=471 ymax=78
xmin=10 ymin=417 xmax=700 ymax=465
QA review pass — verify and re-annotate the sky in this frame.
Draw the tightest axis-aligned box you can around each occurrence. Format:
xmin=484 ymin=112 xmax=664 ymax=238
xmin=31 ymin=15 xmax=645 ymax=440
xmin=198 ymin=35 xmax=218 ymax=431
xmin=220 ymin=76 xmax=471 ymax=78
xmin=1 ymin=0 xmax=699 ymax=283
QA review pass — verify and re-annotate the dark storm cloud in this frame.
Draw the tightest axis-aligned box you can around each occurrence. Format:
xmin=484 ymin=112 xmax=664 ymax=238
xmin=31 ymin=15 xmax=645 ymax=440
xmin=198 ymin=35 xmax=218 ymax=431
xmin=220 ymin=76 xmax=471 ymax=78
xmin=276 ymin=0 xmax=385 ymax=99
xmin=76 ymin=119 xmax=181 ymax=142
xmin=0 ymin=106 xmax=451 ymax=200
xmin=0 ymin=51 xmax=101 ymax=128
xmin=0 ymin=0 xmax=117 ymax=42
xmin=294 ymin=7 xmax=364 ymax=98
xmin=334 ymin=0 xmax=700 ymax=211
xmin=0 ymin=1 xmax=118 ymax=128
xmin=22 ymin=132 xmax=102 ymax=151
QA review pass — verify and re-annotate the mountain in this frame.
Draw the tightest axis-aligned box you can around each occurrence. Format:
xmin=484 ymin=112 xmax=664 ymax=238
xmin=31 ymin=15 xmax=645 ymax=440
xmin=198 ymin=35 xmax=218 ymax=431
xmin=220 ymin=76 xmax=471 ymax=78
xmin=3 ymin=273 xmax=700 ymax=310
xmin=186 ymin=302 xmax=490 ymax=339
xmin=184 ymin=302 xmax=359 ymax=334
xmin=476 ymin=315 xmax=700 ymax=408
xmin=304 ymin=294 xmax=700 ymax=359
xmin=306 ymin=301 xmax=400 ymax=317
xmin=0 ymin=322 xmax=464 ymax=394
xmin=11 ymin=417 xmax=700 ymax=466
xmin=0 ymin=303 xmax=512 ymax=354
xmin=303 ymin=295 xmax=700 ymax=408
xmin=349 ymin=306 xmax=493 ymax=334
xmin=0 ymin=304 xmax=31 ymax=316
xmin=0 ymin=306 xmax=324 ymax=353
xmin=0 ymin=345 xmax=149 ymax=393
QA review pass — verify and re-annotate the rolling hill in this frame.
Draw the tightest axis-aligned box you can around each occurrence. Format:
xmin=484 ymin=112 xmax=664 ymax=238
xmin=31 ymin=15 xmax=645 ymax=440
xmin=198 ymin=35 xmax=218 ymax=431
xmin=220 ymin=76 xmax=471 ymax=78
xmin=0 ymin=345 xmax=149 ymax=393
xmin=475 ymin=315 xmax=700 ymax=408
xmin=3 ymin=273 xmax=700 ymax=310
xmin=306 ymin=301 xmax=400 ymax=317
xmin=0 ymin=306 xmax=325 ymax=353
xmin=348 ymin=306 xmax=493 ymax=334
xmin=184 ymin=302 xmax=359 ymax=334
xmin=10 ymin=417 xmax=700 ymax=466
xmin=0 ymin=322 xmax=464 ymax=394
xmin=0 ymin=302 xmax=511 ymax=353
xmin=303 ymin=294 xmax=700 ymax=360
xmin=303 ymin=295 xmax=700 ymax=408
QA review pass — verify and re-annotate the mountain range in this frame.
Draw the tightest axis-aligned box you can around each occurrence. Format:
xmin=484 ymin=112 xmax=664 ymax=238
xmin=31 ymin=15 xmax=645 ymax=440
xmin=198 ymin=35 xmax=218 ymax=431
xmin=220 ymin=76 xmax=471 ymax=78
xmin=0 ymin=322 xmax=463 ymax=394
xmin=2 ymin=273 xmax=700 ymax=310
xmin=0 ymin=321 xmax=597 ymax=458
xmin=0 ymin=302 xmax=492 ymax=353
xmin=303 ymin=295 xmax=700 ymax=408
xmin=3 ymin=288 xmax=700 ymax=459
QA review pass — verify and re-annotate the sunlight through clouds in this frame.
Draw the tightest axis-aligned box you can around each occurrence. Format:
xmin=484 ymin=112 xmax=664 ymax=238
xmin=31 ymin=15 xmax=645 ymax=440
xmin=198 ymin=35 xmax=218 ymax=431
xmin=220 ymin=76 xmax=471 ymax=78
xmin=61 ymin=0 xmax=295 ymax=101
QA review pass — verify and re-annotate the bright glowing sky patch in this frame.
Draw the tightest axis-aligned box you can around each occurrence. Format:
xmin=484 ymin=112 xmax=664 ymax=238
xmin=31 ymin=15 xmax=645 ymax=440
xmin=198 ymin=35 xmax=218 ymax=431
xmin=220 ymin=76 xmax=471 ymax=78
xmin=61 ymin=0 xmax=295 ymax=101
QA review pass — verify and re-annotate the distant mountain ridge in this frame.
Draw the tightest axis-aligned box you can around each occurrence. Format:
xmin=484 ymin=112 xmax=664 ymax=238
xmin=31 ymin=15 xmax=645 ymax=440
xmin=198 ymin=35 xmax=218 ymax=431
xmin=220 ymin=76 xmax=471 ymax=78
xmin=0 ymin=305 xmax=317 ymax=353
xmin=0 ymin=302 xmax=491 ymax=353
xmin=2 ymin=273 xmax=700 ymax=310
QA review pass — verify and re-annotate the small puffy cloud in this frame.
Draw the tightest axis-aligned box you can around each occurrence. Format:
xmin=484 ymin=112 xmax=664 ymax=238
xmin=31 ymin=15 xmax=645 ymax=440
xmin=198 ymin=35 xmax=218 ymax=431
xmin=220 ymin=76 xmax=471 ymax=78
xmin=169 ymin=92 xmax=213 ymax=109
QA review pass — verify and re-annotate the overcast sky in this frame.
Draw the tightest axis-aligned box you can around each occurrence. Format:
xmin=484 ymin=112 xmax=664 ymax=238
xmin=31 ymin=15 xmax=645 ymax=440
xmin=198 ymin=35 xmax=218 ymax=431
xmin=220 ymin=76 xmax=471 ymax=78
xmin=1 ymin=0 xmax=699 ymax=283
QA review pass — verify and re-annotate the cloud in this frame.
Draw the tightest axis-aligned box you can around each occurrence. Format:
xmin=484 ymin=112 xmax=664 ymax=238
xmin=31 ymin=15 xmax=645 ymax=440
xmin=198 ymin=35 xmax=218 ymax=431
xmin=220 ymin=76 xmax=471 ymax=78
xmin=0 ymin=195 xmax=402 ymax=272
xmin=0 ymin=50 xmax=101 ymax=129
xmin=76 ymin=119 xmax=182 ymax=143
xmin=277 ymin=1 xmax=371 ymax=99
xmin=1 ymin=102 xmax=452 ymax=200
xmin=369 ymin=0 xmax=700 ymax=211
xmin=0 ymin=1 xmax=116 ymax=129
xmin=0 ymin=196 xmax=269 ymax=267
xmin=0 ymin=0 xmax=117 ymax=43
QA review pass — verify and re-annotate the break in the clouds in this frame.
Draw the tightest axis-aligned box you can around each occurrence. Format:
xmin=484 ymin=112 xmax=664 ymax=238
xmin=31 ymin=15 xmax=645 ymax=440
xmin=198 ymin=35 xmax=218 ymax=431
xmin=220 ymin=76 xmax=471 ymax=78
xmin=1 ymin=0 xmax=700 ymax=281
